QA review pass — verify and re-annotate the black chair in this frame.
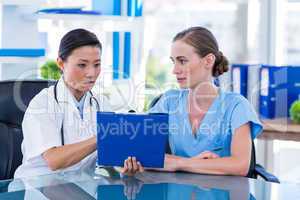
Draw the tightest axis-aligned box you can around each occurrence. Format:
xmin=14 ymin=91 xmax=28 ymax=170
xmin=148 ymin=94 xmax=280 ymax=183
xmin=246 ymin=141 xmax=280 ymax=183
xmin=0 ymin=80 xmax=55 ymax=180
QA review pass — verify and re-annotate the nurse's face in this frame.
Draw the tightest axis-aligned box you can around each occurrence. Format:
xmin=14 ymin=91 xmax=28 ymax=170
xmin=57 ymin=45 xmax=101 ymax=99
xmin=171 ymin=40 xmax=215 ymax=89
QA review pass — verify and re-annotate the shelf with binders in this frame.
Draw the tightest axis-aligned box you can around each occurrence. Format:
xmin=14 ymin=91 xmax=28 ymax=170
xmin=259 ymin=65 xmax=300 ymax=119
xmin=0 ymin=57 xmax=45 ymax=64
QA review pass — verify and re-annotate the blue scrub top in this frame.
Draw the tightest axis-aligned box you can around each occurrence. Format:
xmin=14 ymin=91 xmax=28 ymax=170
xmin=149 ymin=89 xmax=263 ymax=158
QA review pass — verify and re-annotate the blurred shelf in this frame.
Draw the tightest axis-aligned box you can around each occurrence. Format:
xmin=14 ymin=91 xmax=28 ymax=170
xmin=262 ymin=118 xmax=300 ymax=133
xmin=0 ymin=48 xmax=45 ymax=63
xmin=259 ymin=118 xmax=300 ymax=141
xmin=0 ymin=57 xmax=44 ymax=63
xmin=37 ymin=13 xmax=143 ymax=32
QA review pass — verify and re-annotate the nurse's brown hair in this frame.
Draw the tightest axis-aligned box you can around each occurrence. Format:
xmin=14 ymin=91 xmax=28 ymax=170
xmin=173 ymin=26 xmax=229 ymax=77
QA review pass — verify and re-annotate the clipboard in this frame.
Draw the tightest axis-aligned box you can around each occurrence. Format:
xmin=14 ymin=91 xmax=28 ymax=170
xmin=97 ymin=112 xmax=169 ymax=168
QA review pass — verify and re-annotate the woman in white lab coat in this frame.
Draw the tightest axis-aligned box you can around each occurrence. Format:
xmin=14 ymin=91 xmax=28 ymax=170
xmin=14 ymin=29 xmax=142 ymax=178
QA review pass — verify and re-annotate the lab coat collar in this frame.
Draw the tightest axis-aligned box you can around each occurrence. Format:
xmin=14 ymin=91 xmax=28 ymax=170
xmin=56 ymin=77 xmax=94 ymax=120
xmin=56 ymin=77 xmax=74 ymax=105
xmin=55 ymin=77 xmax=92 ymax=108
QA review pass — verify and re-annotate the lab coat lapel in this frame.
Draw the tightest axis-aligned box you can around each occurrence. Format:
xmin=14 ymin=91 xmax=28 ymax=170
xmin=83 ymin=92 xmax=97 ymax=135
xmin=83 ymin=92 xmax=92 ymax=121
xmin=56 ymin=78 xmax=82 ymax=125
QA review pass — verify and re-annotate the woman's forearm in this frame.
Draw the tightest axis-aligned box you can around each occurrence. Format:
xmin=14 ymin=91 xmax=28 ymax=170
xmin=176 ymin=156 xmax=250 ymax=176
xmin=43 ymin=136 xmax=97 ymax=171
xmin=175 ymin=124 xmax=252 ymax=176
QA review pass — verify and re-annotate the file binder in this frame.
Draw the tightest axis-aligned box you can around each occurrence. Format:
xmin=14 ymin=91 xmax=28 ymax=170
xmin=231 ymin=64 xmax=261 ymax=112
xmin=97 ymin=112 xmax=169 ymax=168
xmin=231 ymin=64 xmax=260 ymax=98
xmin=259 ymin=65 xmax=300 ymax=119
xmin=231 ymin=64 xmax=248 ymax=97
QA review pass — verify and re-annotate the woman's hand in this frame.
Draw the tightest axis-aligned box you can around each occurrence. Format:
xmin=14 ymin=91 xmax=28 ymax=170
xmin=120 ymin=157 xmax=144 ymax=176
xmin=194 ymin=151 xmax=220 ymax=159
xmin=162 ymin=154 xmax=181 ymax=172
xmin=147 ymin=154 xmax=183 ymax=172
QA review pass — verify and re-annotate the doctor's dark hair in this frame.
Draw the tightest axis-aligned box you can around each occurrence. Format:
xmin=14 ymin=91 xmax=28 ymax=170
xmin=58 ymin=28 xmax=102 ymax=61
xmin=173 ymin=26 xmax=229 ymax=77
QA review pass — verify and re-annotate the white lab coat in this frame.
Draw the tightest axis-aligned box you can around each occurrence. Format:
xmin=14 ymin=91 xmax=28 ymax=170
xmin=14 ymin=78 xmax=111 ymax=178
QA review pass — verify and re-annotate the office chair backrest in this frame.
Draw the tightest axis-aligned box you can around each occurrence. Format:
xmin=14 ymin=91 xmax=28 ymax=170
xmin=0 ymin=80 xmax=55 ymax=180
xmin=246 ymin=141 xmax=257 ymax=178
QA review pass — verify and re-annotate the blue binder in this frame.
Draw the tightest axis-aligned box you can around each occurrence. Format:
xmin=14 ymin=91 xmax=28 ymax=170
xmin=231 ymin=64 xmax=261 ymax=98
xmin=231 ymin=64 xmax=249 ymax=97
xmin=259 ymin=65 xmax=300 ymax=119
xmin=127 ymin=0 xmax=143 ymax=17
xmin=97 ymin=112 xmax=169 ymax=168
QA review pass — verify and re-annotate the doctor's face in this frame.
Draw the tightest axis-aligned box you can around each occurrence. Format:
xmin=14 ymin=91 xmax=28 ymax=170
xmin=57 ymin=45 xmax=101 ymax=99
xmin=171 ymin=40 xmax=214 ymax=89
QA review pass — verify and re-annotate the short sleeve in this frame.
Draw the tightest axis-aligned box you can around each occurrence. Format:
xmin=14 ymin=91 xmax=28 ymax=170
xmin=22 ymin=90 xmax=62 ymax=161
xmin=230 ymin=97 xmax=263 ymax=139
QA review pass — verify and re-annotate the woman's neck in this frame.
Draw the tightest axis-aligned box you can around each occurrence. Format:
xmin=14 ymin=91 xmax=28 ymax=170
xmin=63 ymin=79 xmax=85 ymax=101
xmin=189 ymin=81 xmax=219 ymax=110
xmin=70 ymin=88 xmax=85 ymax=101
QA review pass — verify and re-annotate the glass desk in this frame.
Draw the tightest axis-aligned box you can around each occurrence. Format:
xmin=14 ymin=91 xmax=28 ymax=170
xmin=0 ymin=168 xmax=299 ymax=200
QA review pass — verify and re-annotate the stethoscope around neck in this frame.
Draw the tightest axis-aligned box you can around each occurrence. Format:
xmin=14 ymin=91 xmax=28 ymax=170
xmin=53 ymin=81 xmax=100 ymax=146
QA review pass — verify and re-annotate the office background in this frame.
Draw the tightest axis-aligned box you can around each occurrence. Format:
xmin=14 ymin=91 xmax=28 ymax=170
xmin=0 ymin=0 xmax=300 ymax=184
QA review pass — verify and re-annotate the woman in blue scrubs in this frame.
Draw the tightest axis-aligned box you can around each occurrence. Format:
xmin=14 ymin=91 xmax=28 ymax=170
xmin=149 ymin=26 xmax=262 ymax=176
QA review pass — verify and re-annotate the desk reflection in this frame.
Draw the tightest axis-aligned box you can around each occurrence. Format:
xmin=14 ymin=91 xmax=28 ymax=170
xmin=97 ymin=172 xmax=254 ymax=200
xmin=3 ymin=168 xmax=294 ymax=200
